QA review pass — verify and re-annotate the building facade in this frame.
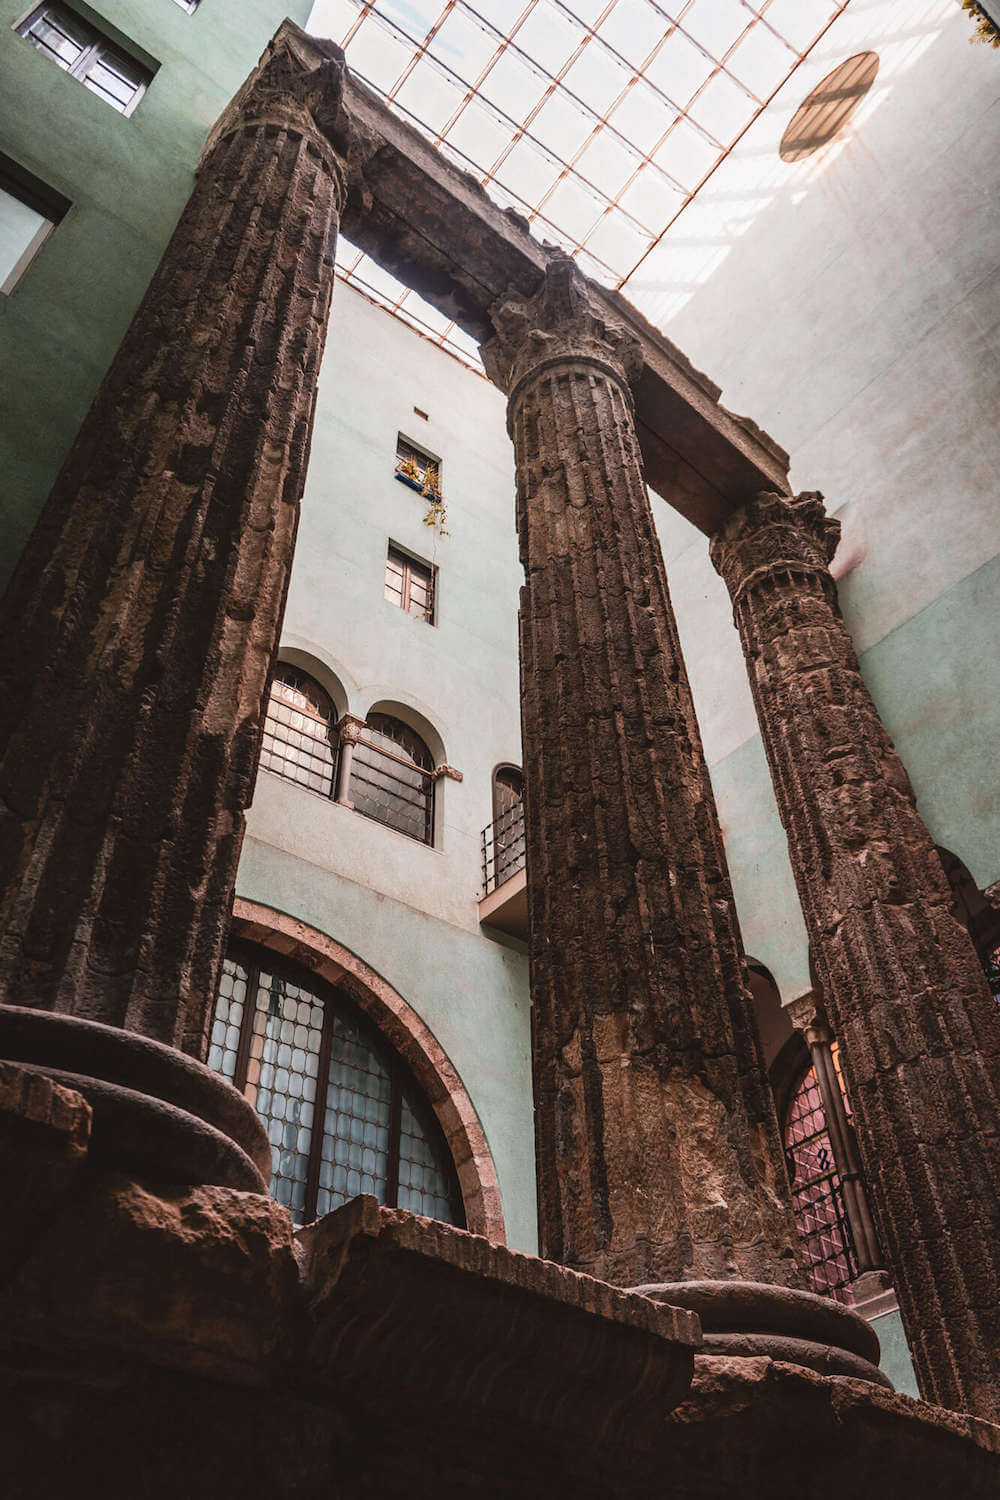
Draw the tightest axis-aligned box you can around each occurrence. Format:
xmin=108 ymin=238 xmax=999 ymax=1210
xmin=2 ymin=0 xmax=999 ymax=1429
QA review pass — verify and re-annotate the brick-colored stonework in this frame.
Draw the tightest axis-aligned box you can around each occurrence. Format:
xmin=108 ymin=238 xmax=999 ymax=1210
xmin=0 ymin=40 xmax=348 ymax=1054
xmin=482 ymin=256 xmax=802 ymax=1288
xmin=712 ymin=490 xmax=1000 ymax=1422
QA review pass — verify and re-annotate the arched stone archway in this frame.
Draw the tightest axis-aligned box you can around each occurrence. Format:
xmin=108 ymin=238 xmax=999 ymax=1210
xmin=230 ymin=898 xmax=506 ymax=1244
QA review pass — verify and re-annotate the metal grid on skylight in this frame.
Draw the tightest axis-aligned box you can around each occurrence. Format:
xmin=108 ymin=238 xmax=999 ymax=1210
xmin=308 ymin=0 xmax=851 ymax=369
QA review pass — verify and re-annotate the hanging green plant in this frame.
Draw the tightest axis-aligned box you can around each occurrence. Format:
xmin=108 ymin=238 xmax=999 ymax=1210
xmin=962 ymin=0 xmax=1000 ymax=47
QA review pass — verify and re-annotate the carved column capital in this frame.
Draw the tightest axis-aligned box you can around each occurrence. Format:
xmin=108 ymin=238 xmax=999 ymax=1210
xmin=335 ymin=714 xmax=367 ymax=746
xmin=432 ymin=763 xmax=463 ymax=783
xmin=786 ymin=991 xmax=831 ymax=1047
xmin=205 ymin=32 xmax=354 ymax=207
xmin=710 ymin=490 xmax=841 ymax=609
xmin=481 ymin=252 xmax=643 ymax=415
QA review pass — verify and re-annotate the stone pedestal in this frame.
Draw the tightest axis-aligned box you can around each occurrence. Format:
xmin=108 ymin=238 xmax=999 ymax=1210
xmin=482 ymin=256 xmax=801 ymax=1290
xmin=3 ymin=1060 xmax=999 ymax=1499
xmin=0 ymin=34 xmax=349 ymax=1060
xmin=712 ymin=490 xmax=1000 ymax=1422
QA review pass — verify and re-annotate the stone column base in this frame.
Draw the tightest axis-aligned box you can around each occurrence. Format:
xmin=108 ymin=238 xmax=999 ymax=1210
xmin=635 ymin=1279 xmax=891 ymax=1387
xmin=0 ymin=1004 xmax=270 ymax=1190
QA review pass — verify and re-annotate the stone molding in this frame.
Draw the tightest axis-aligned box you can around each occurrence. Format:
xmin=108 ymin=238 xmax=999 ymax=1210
xmin=231 ymin=899 xmax=506 ymax=1243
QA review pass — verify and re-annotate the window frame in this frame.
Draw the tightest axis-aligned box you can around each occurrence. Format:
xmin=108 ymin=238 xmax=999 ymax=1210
xmin=385 ymin=540 xmax=436 ymax=625
xmin=395 ymin=433 xmax=441 ymax=497
xmin=0 ymin=154 xmax=69 ymax=295
xmin=258 ymin=663 xmax=339 ymax=800
xmin=15 ymin=3 xmax=153 ymax=116
xmin=781 ymin=1051 xmax=860 ymax=1303
xmin=349 ymin=712 xmax=436 ymax=846
xmin=218 ymin=943 xmax=465 ymax=1228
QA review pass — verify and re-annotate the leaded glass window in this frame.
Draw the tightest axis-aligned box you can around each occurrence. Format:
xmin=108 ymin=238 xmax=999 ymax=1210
xmin=783 ymin=1060 xmax=858 ymax=1304
xmin=350 ymin=712 xmax=434 ymax=844
xmin=259 ymin=665 xmax=339 ymax=797
xmin=208 ymin=949 xmax=463 ymax=1229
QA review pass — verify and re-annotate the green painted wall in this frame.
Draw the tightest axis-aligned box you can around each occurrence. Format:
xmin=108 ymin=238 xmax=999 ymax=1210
xmin=0 ymin=0 xmax=310 ymax=587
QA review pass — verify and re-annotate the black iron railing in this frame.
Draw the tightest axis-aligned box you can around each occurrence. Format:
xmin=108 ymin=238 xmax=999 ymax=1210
xmin=481 ymin=801 xmax=525 ymax=896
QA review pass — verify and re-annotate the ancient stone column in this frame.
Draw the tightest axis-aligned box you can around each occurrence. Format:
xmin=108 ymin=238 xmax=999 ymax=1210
xmin=0 ymin=35 xmax=350 ymax=1060
xmin=712 ymin=490 xmax=1000 ymax=1421
xmin=482 ymin=256 xmax=802 ymax=1290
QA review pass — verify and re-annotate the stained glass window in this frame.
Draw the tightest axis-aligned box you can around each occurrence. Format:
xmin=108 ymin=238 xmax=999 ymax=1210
xmin=783 ymin=1060 xmax=858 ymax=1303
xmin=208 ymin=949 xmax=464 ymax=1228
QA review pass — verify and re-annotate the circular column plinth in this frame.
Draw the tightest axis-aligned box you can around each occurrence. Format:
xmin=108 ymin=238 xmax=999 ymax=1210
xmin=0 ymin=1005 xmax=270 ymax=1192
xmin=634 ymin=1279 xmax=891 ymax=1388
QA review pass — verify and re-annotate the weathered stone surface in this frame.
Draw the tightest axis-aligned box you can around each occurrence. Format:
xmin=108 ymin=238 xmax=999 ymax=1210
xmin=712 ymin=490 xmax=1000 ymax=1423
xmin=299 ymin=1195 xmax=700 ymax=1455
xmin=0 ymin=32 xmax=348 ymax=1055
xmin=482 ymin=256 xmax=802 ymax=1289
xmin=2 ymin=1083 xmax=999 ymax=1498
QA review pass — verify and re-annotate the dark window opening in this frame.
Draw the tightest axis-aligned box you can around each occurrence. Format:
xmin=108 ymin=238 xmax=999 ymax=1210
xmin=259 ymin=665 xmax=339 ymax=798
xmin=208 ymin=948 xmax=464 ymax=1228
xmin=16 ymin=3 xmax=154 ymax=114
xmin=350 ymin=713 xmax=434 ymax=845
xmin=385 ymin=542 xmax=435 ymax=623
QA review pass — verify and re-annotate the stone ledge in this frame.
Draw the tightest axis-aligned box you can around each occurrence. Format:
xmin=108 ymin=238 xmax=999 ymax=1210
xmin=298 ymin=1196 xmax=700 ymax=1452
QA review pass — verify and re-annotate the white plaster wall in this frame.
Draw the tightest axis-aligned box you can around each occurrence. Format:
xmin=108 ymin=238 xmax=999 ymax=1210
xmin=237 ymin=282 xmax=537 ymax=1251
xmin=629 ymin=0 xmax=1000 ymax=999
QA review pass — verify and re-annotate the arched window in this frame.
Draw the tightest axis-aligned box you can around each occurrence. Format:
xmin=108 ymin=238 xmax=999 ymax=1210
xmin=350 ymin=712 xmax=434 ymax=845
xmin=259 ymin=665 xmax=338 ymax=798
xmin=783 ymin=1050 xmax=859 ymax=1303
xmin=488 ymin=765 xmax=525 ymax=890
xmin=208 ymin=947 xmax=464 ymax=1229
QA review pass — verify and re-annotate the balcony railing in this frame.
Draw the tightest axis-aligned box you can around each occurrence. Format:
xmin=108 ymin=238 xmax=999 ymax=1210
xmin=481 ymin=801 xmax=525 ymax=896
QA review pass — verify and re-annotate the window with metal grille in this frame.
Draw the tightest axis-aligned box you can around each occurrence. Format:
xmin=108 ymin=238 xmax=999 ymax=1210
xmin=208 ymin=948 xmax=464 ymax=1228
xmin=394 ymin=434 xmax=440 ymax=498
xmin=483 ymin=765 xmax=525 ymax=893
xmin=0 ymin=155 xmax=69 ymax=295
xmin=350 ymin=712 xmax=434 ymax=845
xmin=783 ymin=1058 xmax=859 ymax=1304
xmin=384 ymin=542 xmax=435 ymax=623
xmin=259 ymin=665 xmax=338 ymax=798
xmin=15 ymin=4 xmax=153 ymax=115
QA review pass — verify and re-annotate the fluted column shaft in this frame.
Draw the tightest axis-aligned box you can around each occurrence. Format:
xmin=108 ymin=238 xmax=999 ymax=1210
xmin=712 ymin=490 xmax=1000 ymax=1420
xmin=483 ymin=257 xmax=802 ymax=1289
xmin=0 ymin=41 xmax=349 ymax=1056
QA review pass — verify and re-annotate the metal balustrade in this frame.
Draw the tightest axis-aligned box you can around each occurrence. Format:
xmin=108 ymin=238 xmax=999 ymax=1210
xmin=481 ymin=800 xmax=526 ymax=897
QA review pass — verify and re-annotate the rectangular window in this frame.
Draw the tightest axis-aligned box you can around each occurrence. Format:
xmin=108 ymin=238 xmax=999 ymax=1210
xmin=385 ymin=543 xmax=435 ymax=624
xmin=395 ymin=434 xmax=441 ymax=497
xmin=16 ymin=4 xmax=153 ymax=115
xmin=0 ymin=156 xmax=69 ymax=295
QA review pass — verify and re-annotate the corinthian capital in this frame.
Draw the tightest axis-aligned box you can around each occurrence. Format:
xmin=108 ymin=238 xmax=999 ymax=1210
xmin=204 ymin=29 xmax=377 ymax=205
xmin=710 ymin=490 xmax=841 ymax=605
xmin=481 ymin=252 xmax=643 ymax=401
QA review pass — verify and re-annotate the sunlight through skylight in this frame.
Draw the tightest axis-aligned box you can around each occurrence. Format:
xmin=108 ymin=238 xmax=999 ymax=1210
xmin=308 ymin=0 xmax=850 ymax=369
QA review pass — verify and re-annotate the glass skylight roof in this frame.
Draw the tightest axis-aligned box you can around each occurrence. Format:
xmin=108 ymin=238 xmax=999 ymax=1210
xmin=307 ymin=0 xmax=850 ymax=369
